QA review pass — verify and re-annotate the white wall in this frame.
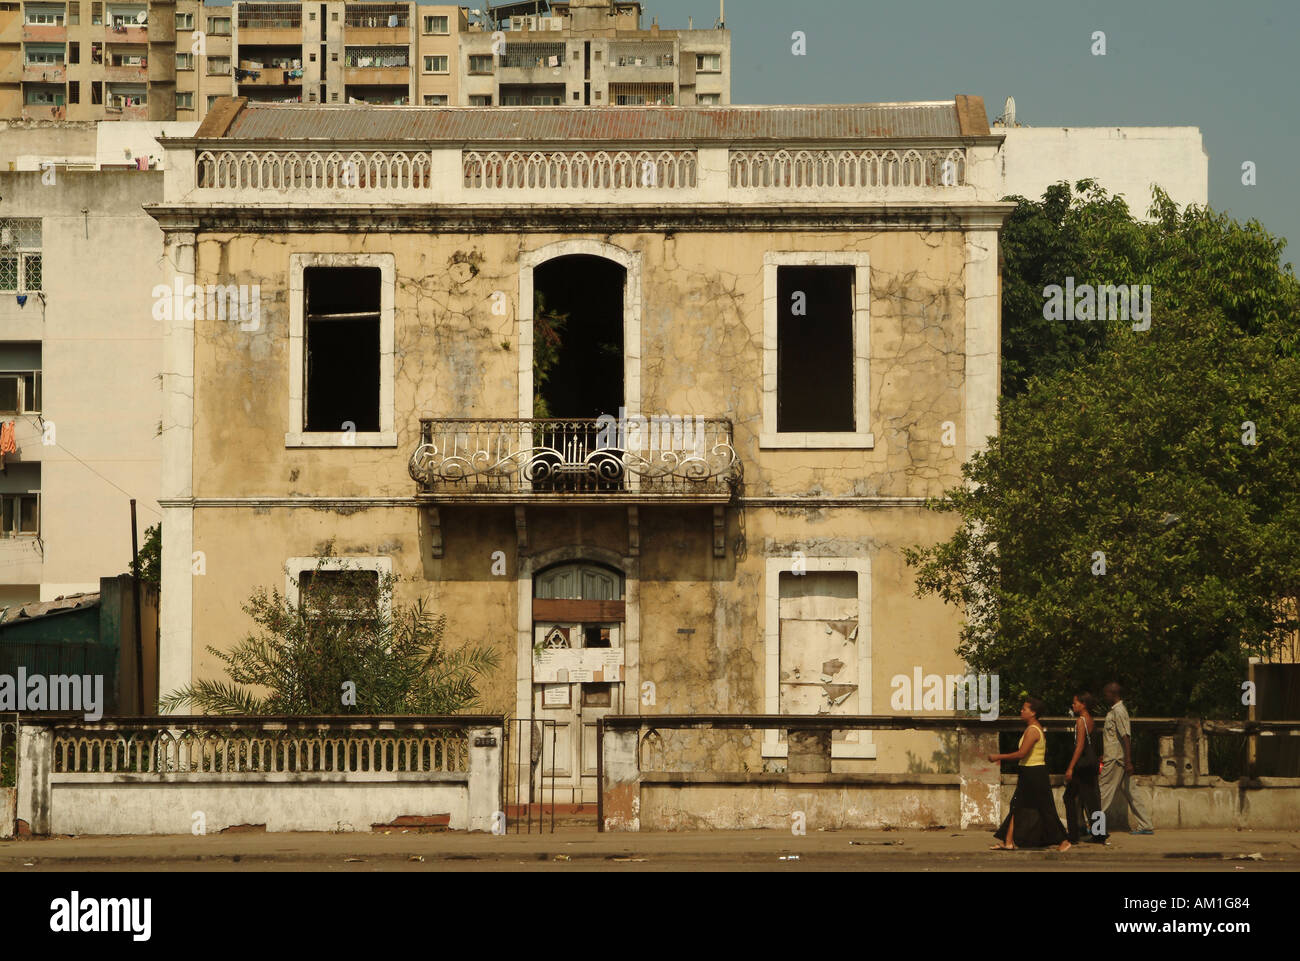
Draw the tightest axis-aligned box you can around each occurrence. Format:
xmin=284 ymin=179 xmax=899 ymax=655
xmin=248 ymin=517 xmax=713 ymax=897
xmin=1000 ymin=126 xmax=1208 ymax=217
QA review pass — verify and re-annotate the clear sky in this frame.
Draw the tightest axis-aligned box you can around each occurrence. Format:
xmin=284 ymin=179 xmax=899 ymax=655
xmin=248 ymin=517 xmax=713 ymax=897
xmin=652 ymin=0 xmax=1297 ymax=260
xmin=213 ymin=0 xmax=1299 ymax=261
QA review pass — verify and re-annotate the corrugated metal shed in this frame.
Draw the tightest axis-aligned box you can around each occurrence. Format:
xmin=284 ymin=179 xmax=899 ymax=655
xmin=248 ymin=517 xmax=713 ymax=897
xmin=213 ymin=101 xmax=975 ymax=143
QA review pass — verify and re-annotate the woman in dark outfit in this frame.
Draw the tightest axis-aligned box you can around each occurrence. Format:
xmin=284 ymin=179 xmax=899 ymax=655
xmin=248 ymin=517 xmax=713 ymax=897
xmin=989 ymin=697 xmax=1071 ymax=851
xmin=1064 ymin=692 xmax=1106 ymax=844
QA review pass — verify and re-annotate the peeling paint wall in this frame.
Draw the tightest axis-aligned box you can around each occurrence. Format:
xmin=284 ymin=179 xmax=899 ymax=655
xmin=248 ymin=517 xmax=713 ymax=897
xmin=182 ymin=225 xmax=984 ymax=771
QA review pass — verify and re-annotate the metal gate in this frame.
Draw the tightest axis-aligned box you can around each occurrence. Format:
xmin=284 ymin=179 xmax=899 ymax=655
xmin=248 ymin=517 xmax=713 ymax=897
xmin=503 ymin=717 xmax=560 ymax=833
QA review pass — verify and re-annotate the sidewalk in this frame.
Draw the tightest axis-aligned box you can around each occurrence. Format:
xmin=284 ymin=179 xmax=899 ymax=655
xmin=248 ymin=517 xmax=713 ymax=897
xmin=3 ymin=827 xmax=1296 ymax=871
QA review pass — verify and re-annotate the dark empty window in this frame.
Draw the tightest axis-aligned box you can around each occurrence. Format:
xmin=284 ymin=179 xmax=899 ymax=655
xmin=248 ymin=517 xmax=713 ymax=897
xmin=304 ymin=267 xmax=381 ymax=433
xmin=777 ymin=265 xmax=854 ymax=432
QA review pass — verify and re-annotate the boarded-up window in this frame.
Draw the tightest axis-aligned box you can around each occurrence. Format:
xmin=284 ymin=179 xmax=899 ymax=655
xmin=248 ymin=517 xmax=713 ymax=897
xmin=779 ymin=571 xmax=859 ymax=743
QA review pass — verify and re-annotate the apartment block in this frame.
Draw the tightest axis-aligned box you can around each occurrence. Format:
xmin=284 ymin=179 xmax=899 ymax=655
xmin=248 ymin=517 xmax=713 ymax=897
xmin=2 ymin=0 xmax=730 ymax=121
xmin=0 ymin=0 xmax=178 ymax=121
xmin=0 ymin=120 xmax=194 ymax=604
xmin=459 ymin=0 xmax=730 ymax=107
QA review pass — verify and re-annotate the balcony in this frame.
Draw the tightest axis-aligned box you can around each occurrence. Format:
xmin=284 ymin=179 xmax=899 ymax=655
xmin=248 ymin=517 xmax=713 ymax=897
xmin=21 ymin=24 xmax=66 ymax=43
xmin=409 ymin=418 xmax=739 ymax=504
xmin=22 ymin=102 xmax=65 ymax=120
xmin=106 ymin=24 xmax=148 ymax=43
xmin=105 ymin=62 xmax=147 ymax=82
xmin=21 ymin=62 xmax=65 ymax=82
xmin=343 ymin=5 xmax=409 ymax=46
xmin=343 ymin=66 xmax=409 ymax=85
xmin=607 ymin=44 xmax=675 ymax=81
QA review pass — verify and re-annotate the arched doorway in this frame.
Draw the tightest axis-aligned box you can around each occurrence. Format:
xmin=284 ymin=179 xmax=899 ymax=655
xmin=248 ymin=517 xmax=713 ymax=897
xmin=532 ymin=561 xmax=626 ymax=804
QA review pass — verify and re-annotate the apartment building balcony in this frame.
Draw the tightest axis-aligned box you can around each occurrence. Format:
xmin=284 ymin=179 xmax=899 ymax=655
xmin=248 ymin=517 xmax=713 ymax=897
xmin=105 ymin=62 xmax=147 ymax=82
xmin=497 ymin=42 xmax=566 ymax=84
xmin=21 ymin=102 xmax=64 ymax=120
xmin=343 ymin=4 xmax=409 ymax=46
xmin=21 ymin=62 xmax=65 ymax=82
xmin=105 ymin=25 xmax=148 ymax=44
xmin=343 ymin=65 xmax=410 ymax=86
xmin=238 ymin=69 xmax=301 ymax=87
xmin=21 ymin=25 xmax=65 ymax=43
xmin=238 ymin=26 xmax=301 ymax=46
xmin=237 ymin=3 xmax=303 ymax=45
xmin=607 ymin=44 xmax=675 ymax=82
xmin=409 ymin=418 xmax=740 ymax=505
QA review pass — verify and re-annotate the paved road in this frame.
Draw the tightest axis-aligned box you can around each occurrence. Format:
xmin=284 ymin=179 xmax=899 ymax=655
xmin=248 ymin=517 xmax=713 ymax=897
xmin=2 ymin=828 xmax=1296 ymax=871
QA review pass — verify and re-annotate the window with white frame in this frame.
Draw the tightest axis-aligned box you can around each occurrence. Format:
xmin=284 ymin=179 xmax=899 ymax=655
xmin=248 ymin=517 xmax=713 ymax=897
xmin=208 ymin=15 xmax=231 ymax=35
xmin=207 ymin=55 xmax=231 ymax=75
xmin=423 ymin=54 xmax=448 ymax=73
xmin=467 ymin=53 xmax=493 ymax=73
xmin=423 ymin=14 xmax=448 ymax=34
xmin=175 ymin=52 xmax=193 ymax=70
xmin=287 ymin=254 xmax=396 ymax=448
xmin=0 ymin=219 xmax=42 ymax=294
xmin=285 ymin=556 xmax=392 ymax=617
xmin=695 ymin=52 xmax=721 ymax=72
xmin=24 ymin=6 xmax=65 ymax=26
xmin=24 ymin=45 xmax=65 ymax=66
xmin=175 ymin=10 xmax=193 ymax=29
xmin=696 ymin=92 xmax=720 ymax=105
xmin=175 ymin=90 xmax=193 ymax=109
xmin=761 ymin=252 xmax=872 ymax=449
xmin=423 ymin=93 xmax=448 ymax=105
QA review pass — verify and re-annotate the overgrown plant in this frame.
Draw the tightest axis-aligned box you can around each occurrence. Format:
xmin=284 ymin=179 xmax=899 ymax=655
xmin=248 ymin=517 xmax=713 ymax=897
xmin=161 ymin=548 xmax=499 ymax=715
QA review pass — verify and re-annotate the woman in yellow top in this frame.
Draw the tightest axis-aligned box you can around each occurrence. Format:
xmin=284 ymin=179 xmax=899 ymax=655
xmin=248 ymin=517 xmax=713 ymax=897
xmin=989 ymin=697 xmax=1071 ymax=851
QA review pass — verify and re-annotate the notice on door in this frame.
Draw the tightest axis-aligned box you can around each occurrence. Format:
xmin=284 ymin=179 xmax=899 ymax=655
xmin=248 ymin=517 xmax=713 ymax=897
xmin=534 ymin=648 xmax=624 ymax=683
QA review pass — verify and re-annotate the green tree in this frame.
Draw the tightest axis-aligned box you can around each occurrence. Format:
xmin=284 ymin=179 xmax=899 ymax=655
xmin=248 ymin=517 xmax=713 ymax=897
xmin=908 ymin=191 xmax=1300 ymax=718
xmin=160 ymin=548 xmax=499 ymax=715
xmin=999 ymin=181 xmax=1300 ymax=396
xmin=130 ymin=522 xmax=161 ymax=591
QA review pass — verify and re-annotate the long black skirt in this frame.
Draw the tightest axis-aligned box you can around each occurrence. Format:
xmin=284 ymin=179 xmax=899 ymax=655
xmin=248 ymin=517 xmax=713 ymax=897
xmin=993 ymin=764 xmax=1069 ymax=847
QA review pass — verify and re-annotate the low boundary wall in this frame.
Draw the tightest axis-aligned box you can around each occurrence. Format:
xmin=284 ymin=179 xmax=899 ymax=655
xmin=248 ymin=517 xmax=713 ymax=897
xmin=600 ymin=715 xmax=1300 ymax=832
xmin=12 ymin=715 xmax=504 ymax=836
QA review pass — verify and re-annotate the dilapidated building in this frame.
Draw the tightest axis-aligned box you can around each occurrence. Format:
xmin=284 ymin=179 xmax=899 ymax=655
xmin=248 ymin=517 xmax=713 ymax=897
xmin=149 ymin=95 xmax=1010 ymax=812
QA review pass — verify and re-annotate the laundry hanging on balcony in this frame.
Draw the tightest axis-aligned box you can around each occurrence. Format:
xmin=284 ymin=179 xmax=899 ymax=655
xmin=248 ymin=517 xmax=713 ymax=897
xmin=0 ymin=419 xmax=17 ymax=469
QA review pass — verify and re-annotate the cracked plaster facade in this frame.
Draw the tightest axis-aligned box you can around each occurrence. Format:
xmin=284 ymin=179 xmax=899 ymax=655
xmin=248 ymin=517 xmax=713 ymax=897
xmin=151 ymin=98 xmax=1012 ymax=789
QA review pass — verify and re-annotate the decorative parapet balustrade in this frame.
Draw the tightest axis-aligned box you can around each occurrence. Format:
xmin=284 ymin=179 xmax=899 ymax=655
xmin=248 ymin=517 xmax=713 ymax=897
xmin=462 ymin=149 xmax=697 ymax=190
xmin=51 ymin=718 xmax=470 ymax=777
xmin=184 ymin=146 xmax=980 ymax=197
xmin=729 ymin=148 xmax=967 ymax=188
xmin=196 ymin=149 xmax=433 ymax=190
xmin=409 ymin=417 xmax=739 ymax=500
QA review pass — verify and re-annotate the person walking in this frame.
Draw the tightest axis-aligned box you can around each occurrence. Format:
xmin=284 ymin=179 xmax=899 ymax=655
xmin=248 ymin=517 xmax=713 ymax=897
xmin=1064 ymin=692 xmax=1105 ymax=844
xmin=1099 ymin=682 xmax=1154 ymax=835
xmin=989 ymin=697 xmax=1071 ymax=851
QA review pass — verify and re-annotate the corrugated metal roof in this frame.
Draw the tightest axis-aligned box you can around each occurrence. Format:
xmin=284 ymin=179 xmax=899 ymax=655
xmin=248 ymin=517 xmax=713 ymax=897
xmin=216 ymin=101 xmax=969 ymax=143
xmin=0 ymin=592 xmax=100 ymax=625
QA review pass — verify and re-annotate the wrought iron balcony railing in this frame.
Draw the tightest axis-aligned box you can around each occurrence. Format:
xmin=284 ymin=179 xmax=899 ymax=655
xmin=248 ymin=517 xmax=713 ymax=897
xmin=409 ymin=417 xmax=739 ymax=501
